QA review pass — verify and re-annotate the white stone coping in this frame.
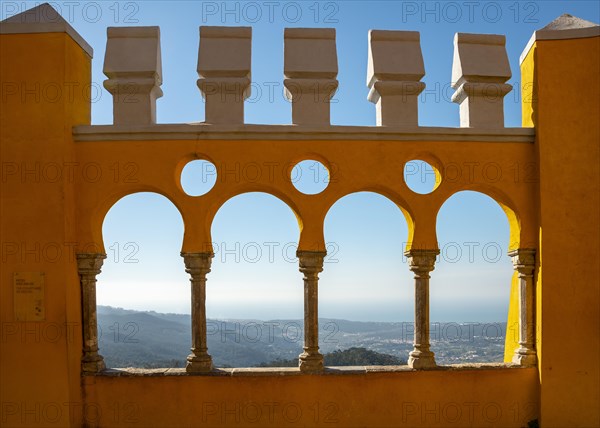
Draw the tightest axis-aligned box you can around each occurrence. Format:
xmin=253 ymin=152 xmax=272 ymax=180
xmin=520 ymin=25 xmax=600 ymax=65
xmin=73 ymin=123 xmax=535 ymax=143
xmin=87 ymin=363 xmax=527 ymax=377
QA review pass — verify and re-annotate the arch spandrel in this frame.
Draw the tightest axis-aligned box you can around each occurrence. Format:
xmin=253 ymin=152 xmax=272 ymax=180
xmin=88 ymin=188 xmax=186 ymax=254
xmin=185 ymin=188 xmax=304 ymax=254
xmin=73 ymin=137 xmax=538 ymax=256
xmin=435 ymin=184 xmax=533 ymax=252
xmin=322 ymin=187 xmax=416 ymax=252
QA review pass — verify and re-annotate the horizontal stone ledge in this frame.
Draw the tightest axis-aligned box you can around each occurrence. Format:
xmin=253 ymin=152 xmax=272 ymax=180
xmin=86 ymin=362 xmax=527 ymax=378
xmin=73 ymin=123 xmax=535 ymax=143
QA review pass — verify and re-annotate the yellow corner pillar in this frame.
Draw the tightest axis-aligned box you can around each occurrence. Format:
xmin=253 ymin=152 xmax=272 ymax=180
xmin=520 ymin=15 xmax=599 ymax=427
xmin=0 ymin=4 xmax=92 ymax=427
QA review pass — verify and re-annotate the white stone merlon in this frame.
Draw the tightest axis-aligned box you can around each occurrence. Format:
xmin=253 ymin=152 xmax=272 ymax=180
xmin=451 ymin=33 xmax=512 ymax=129
xmin=367 ymin=30 xmax=425 ymax=127
xmin=284 ymin=28 xmax=338 ymax=126
xmin=103 ymin=26 xmax=163 ymax=125
xmin=197 ymin=26 xmax=252 ymax=125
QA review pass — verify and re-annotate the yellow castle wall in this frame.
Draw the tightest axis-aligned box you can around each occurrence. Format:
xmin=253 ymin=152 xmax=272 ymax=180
xmin=1 ymin=25 xmax=598 ymax=427
xmin=521 ymin=36 xmax=600 ymax=427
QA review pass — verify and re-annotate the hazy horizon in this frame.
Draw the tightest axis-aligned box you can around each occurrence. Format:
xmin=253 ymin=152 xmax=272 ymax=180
xmin=97 ymin=304 xmax=508 ymax=323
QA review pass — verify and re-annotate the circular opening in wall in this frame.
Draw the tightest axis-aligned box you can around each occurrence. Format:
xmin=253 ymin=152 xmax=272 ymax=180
xmin=181 ymin=159 xmax=217 ymax=196
xmin=403 ymin=160 xmax=440 ymax=195
xmin=291 ymin=160 xmax=329 ymax=195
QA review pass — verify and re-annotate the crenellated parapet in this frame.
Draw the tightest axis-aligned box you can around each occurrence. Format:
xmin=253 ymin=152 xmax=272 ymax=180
xmin=100 ymin=25 xmax=514 ymax=128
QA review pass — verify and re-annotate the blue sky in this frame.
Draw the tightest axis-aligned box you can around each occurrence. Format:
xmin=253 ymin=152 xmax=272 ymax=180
xmin=6 ymin=1 xmax=598 ymax=321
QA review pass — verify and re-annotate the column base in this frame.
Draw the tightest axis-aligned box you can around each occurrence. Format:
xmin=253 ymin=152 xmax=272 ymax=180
xmin=408 ymin=349 xmax=436 ymax=369
xmin=512 ymin=348 xmax=537 ymax=367
xmin=82 ymin=355 xmax=106 ymax=373
xmin=299 ymin=351 xmax=324 ymax=372
xmin=186 ymin=353 xmax=213 ymax=373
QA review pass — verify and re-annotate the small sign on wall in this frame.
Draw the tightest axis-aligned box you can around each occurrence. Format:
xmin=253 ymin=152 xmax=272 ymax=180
xmin=14 ymin=272 xmax=45 ymax=321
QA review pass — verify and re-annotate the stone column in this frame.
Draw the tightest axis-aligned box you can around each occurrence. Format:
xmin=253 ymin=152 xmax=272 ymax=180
xmin=297 ymin=251 xmax=326 ymax=372
xmin=405 ymin=249 xmax=439 ymax=369
xmin=182 ymin=252 xmax=213 ymax=372
xmin=77 ymin=253 xmax=106 ymax=373
xmin=508 ymin=249 xmax=537 ymax=366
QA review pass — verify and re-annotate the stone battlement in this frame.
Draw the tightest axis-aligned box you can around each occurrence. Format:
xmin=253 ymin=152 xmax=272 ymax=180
xmin=101 ymin=24 xmax=514 ymax=128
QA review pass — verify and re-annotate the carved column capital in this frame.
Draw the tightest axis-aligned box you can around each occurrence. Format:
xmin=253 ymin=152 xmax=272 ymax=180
xmin=181 ymin=252 xmax=213 ymax=276
xmin=508 ymin=248 xmax=536 ymax=276
xmin=297 ymin=250 xmax=326 ymax=275
xmin=404 ymin=249 xmax=439 ymax=278
xmin=76 ymin=253 xmax=106 ymax=278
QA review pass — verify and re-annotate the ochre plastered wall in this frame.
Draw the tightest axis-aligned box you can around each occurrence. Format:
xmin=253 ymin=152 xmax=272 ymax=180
xmin=1 ymin=33 xmax=91 ymax=427
xmin=521 ymin=36 xmax=600 ymax=427
xmin=82 ymin=368 xmax=539 ymax=428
